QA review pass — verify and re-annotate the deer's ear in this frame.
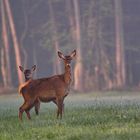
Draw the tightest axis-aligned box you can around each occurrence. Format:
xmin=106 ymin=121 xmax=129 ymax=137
xmin=32 ymin=65 xmax=36 ymax=71
xmin=19 ymin=66 xmax=24 ymax=72
xmin=58 ymin=51 xmax=65 ymax=59
xmin=70 ymin=50 xmax=76 ymax=58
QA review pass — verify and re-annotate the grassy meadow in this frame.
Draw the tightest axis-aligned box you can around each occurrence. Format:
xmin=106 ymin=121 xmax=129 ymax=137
xmin=0 ymin=92 xmax=140 ymax=140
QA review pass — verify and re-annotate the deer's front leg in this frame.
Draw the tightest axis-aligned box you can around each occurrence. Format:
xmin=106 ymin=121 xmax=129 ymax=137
xmin=56 ymin=98 xmax=64 ymax=119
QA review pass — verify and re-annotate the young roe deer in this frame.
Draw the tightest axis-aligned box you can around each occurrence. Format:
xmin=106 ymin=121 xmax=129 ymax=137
xmin=19 ymin=65 xmax=36 ymax=82
xmin=19 ymin=50 xmax=76 ymax=120
xmin=19 ymin=65 xmax=40 ymax=116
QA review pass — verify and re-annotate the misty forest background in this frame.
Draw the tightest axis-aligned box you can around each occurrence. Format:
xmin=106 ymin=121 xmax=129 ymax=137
xmin=0 ymin=0 xmax=140 ymax=93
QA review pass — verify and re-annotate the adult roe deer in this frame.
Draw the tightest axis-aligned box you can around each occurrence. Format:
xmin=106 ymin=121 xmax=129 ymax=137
xmin=19 ymin=50 xmax=76 ymax=120
xmin=19 ymin=65 xmax=40 ymax=116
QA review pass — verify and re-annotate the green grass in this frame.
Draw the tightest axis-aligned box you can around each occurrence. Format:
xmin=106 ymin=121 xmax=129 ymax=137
xmin=0 ymin=93 xmax=140 ymax=140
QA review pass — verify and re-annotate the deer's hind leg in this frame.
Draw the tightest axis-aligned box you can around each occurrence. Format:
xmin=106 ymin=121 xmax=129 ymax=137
xmin=34 ymin=99 xmax=40 ymax=115
xmin=19 ymin=102 xmax=26 ymax=121
xmin=19 ymin=102 xmax=31 ymax=121
xmin=25 ymin=110 xmax=31 ymax=120
xmin=19 ymin=100 xmax=35 ymax=121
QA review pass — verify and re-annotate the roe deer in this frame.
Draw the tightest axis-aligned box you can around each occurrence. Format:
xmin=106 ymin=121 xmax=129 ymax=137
xmin=19 ymin=50 xmax=76 ymax=120
xmin=19 ymin=65 xmax=40 ymax=116
xmin=19 ymin=65 xmax=36 ymax=82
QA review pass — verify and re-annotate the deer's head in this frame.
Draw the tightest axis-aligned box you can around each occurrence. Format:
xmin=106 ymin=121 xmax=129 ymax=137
xmin=58 ymin=50 xmax=76 ymax=66
xmin=19 ymin=65 xmax=36 ymax=81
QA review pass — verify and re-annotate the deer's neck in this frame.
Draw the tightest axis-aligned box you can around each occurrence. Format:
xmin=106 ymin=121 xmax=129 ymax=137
xmin=64 ymin=64 xmax=71 ymax=85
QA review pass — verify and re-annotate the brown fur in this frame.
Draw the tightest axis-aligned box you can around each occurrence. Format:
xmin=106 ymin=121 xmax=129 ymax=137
xmin=19 ymin=65 xmax=40 ymax=117
xmin=18 ymin=79 xmax=32 ymax=95
xmin=18 ymin=50 xmax=76 ymax=120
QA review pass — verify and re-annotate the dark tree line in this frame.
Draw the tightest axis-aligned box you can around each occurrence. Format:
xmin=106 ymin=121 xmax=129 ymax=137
xmin=0 ymin=0 xmax=140 ymax=92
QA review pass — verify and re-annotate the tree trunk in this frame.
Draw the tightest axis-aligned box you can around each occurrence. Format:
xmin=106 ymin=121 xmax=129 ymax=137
xmin=1 ymin=0 xmax=12 ymax=87
xmin=114 ymin=0 xmax=126 ymax=88
xmin=1 ymin=48 xmax=7 ymax=87
xmin=48 ymin=0 xmax=61 ymax=75
xmin=65 ymin=0 xmax=75 ymax=43
xmin=22 ymin=48 xmax=28 ymax=68
xmin=128 ymin=51 xmax=133 ymax=86
xmin=33 ymin=47 xmax=37 ymax=78
xmin=20 ymin=0 xmax=28 ymax=68
xmin=73 ymin=0 xmax=84 ymax=91
xmin=4 ymin=0 xmax=24 ymax=84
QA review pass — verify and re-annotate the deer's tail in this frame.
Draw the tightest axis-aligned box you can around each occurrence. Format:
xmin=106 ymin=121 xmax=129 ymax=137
xmin=18 ymin=80 xmax=32 ymax=95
